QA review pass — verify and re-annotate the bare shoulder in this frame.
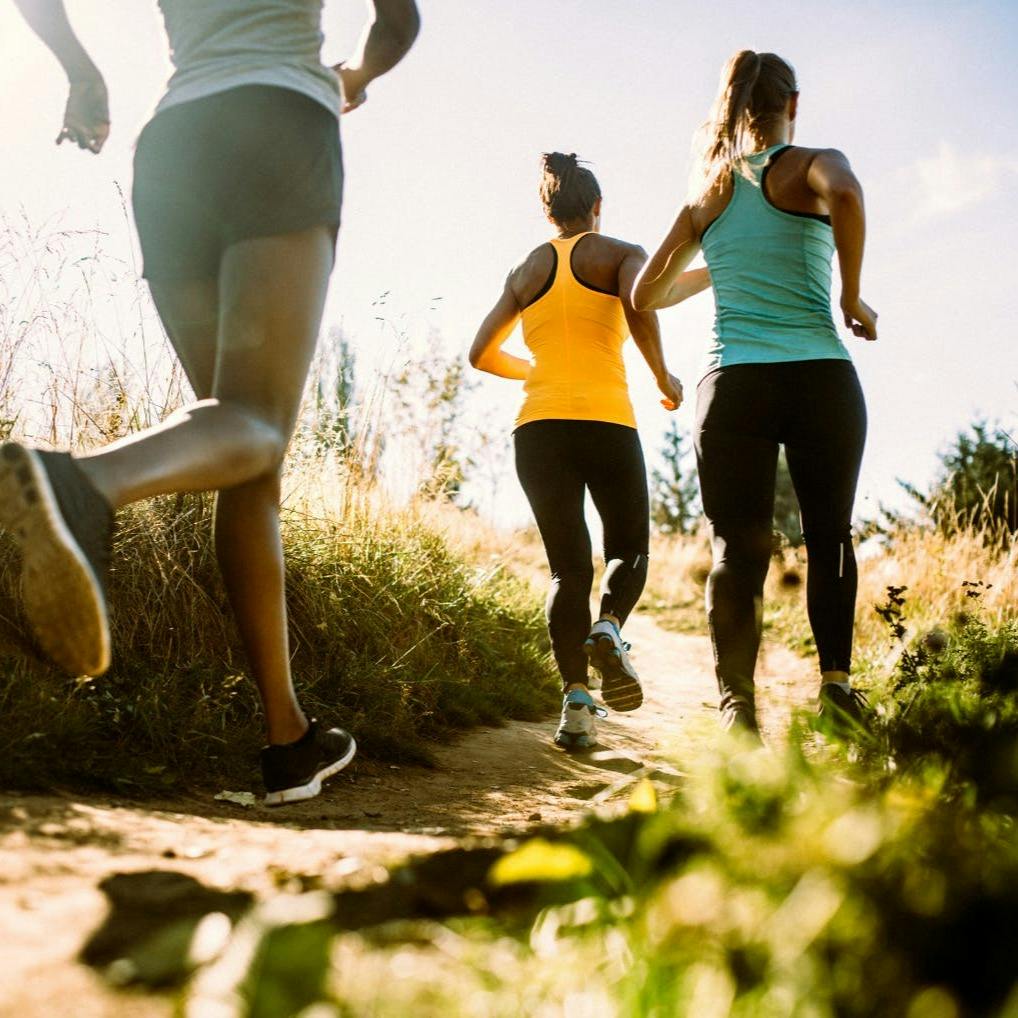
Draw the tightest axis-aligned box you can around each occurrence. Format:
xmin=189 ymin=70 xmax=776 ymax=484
xmin=690 ymin=178 xmax=732 ymax=237
xmin=510 ymin=242 xmax=554 ymax=277
xmin=590 ymin=234 xmax=646 ymax=263
xmin=507 ymin=242 xmax=556 ymax=307
xmin=795 ymin=146 xmax=852 ymax=168
xmin=508 ymin=241 xmax=554 ymax=285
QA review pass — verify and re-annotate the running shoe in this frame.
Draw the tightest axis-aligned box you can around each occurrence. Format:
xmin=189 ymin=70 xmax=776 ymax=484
xmin=817 ymin=682 xmax=870 ymax=734
xmin=553 ymin=688 xmax=606 ymax=751
xmin=719 ymin=693 xmax=763 ymax=743
xmin=261 ymin=720 xmax=357 ymax=806
xmin=584 ymin=619 xmax=643 ymax=712
xmin=0 ymin=443 xmax=114 ymax=676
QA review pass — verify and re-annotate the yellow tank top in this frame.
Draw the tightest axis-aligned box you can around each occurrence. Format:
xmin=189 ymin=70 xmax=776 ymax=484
xmin=515 ymin=233 xmax=636 ymax=430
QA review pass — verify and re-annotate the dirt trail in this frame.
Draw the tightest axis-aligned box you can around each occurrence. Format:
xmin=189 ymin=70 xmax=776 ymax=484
xmin=0 ymin=616 xmax=815 ymax=1017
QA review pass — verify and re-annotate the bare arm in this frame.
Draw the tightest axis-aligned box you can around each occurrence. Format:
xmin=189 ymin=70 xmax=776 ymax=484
xmin=468 ymin=281 xmax=530 ymax=381
xmin=808 ymin=149 xmax=878 ymax=341
xmin=618 ymin=248 xmax=683 ymax=411
xmin=655 ymin=266 xmax=712 ymax=309
xmin=631 ymin=205 xmax=702 ymax=312
xmin=338 ymin=0 xmax=421 ymax=113
xmin=14 ymin=0 xmax=109 ymax=152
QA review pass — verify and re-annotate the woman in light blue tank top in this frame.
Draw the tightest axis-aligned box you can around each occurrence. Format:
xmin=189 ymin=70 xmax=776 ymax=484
xmin=633 ymin=50 xmax=878 ymax=740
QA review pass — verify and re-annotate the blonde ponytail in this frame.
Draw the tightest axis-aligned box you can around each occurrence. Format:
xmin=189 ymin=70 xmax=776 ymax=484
xmin=691 ymin=50 xmax=797 ymax=200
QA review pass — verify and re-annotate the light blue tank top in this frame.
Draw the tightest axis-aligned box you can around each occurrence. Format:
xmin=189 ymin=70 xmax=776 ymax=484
xmin=700 ymin=144 xmax=850 ymax=376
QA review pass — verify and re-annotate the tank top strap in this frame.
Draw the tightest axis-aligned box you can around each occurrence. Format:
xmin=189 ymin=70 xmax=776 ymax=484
xmin=548 ymin=231 xmax=593 ymax=286
xmin=737 ymin=144 xmax=792 ymax=196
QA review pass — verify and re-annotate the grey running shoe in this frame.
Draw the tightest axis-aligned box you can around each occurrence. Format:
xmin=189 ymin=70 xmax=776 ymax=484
xmin=261 ymin=720 xmax=357 ymax=806
xmin=0 ymin=444 xmax=113 ymax=676
xmin=817 ymin=683 xmax=870 ymax=733
xmin=553 ymin=689 xmax=606 ymax=751
xmin=584 ymin=619 xmax=643 ymax=712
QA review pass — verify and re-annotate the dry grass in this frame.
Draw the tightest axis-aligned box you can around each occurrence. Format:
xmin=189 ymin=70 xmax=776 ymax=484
xmin=645 ymin=519 xmax=1017 ymax=679
xmin=0 ymin=218 xmax=558 ymax=794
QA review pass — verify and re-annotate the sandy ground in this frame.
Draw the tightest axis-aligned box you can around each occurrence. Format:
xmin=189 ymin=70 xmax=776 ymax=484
xmin=0 ymin=614 xmax=815 ymax=1017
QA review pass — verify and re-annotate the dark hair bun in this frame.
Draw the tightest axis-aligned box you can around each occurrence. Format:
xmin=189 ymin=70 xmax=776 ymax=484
xmin=541 ymin=151 xmax=578 ymax=178
xmin=539 ymin=151 xmax=601 ymax=224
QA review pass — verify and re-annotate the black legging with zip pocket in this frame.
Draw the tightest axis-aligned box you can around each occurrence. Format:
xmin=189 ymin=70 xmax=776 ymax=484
xmin=515 ymin=419 xmax=649 ymax=689
xmin=694 ymin=359 xmax=866 ymax=708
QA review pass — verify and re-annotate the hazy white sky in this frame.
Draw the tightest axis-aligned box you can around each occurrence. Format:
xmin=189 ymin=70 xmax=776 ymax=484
xmin=2 ymin=0 xmax=1017 ymax=526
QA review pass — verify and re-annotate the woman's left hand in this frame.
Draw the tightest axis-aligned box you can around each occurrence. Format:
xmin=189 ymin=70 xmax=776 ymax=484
xmin=334 ymin=64 xmax=369 ymax=114
xmin=658 ymin=372 xmax=684 ymax=411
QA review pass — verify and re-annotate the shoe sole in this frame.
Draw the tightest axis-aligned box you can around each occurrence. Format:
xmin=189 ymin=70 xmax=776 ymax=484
xmin=554 ymin=730 xmax=596 ymax=752
xmin=0 ymin=443 xmax=110 ymax=676
xmin=263 ymin=736 xmax=357 ymax=806
xmin=585 ymin=634 xmax=643 ymax=712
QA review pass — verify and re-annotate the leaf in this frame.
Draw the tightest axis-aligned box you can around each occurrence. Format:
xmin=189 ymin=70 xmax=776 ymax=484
xmin=489 ymin=839 xmax=593 ymax=886
xmin=629 ymin=778 xmax=658 ymax=814
xmin=214 ymin=791 xmax=258 ymax=808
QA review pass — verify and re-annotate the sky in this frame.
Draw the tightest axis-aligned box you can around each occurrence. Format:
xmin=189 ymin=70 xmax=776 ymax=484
xmin=2 ymin=0 xmax=1017 ymax=528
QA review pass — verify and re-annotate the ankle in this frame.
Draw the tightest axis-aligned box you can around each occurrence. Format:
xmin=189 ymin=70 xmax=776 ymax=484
xmin=266 ymin=711 xmax=310 ymax=746
xmin=821 ymin=670 xmax=851 ymax=691
xmin=75 ymin=455 xmax=121 ymax=510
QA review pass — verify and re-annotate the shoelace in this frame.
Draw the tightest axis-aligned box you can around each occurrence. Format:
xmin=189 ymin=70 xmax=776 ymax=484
xmin=847 ymin=687 xmax=869 ymax=708
xmin=821 ymin=685 xmax=870 ymax=716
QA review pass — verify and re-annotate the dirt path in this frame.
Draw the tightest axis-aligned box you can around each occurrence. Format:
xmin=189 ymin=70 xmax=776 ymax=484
xmin=0 ymin=617 xmax=815 ymax=1017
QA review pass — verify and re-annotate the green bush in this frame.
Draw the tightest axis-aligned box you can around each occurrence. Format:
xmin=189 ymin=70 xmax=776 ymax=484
xmin=0 ymin=492 xmax=557 ymax=793
xmin=904 ymin=421 xmax=1018 ymax=542
xmin=859 ymin=585 xmax=1018 ymax=810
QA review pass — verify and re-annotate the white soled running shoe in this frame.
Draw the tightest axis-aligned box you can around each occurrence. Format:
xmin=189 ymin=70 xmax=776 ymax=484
xmin=553 ymin=689 xmax=607 ymax=751
xmin=584 ymin=619 xmax=643 ymax=712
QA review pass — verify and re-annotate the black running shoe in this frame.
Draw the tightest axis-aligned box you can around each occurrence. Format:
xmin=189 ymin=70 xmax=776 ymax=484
xmin=0 ymin=443 xmax=114 ymax=676
xmin=719 ymin=693 xmax=763 ymax=744
xmin=260 ymin=720 xmax=357 ymax=806
xmin=817 ymin=683 xmax=870 ymax=733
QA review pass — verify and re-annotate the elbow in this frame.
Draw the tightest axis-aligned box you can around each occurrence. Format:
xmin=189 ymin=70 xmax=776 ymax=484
xmin=630 ymin=286 xmax=652 ymax=314
xmin=380 ymin=1 xmax=421 ymax=48
xmin=468 ymin=348 xmax=484 ymax=370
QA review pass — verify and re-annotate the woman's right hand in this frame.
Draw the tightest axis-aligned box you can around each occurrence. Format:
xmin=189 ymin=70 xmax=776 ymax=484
xmin=57 ymin=73 xmax=109 ymax=153
xmin=841 ymin=295 xmax=878 ymax=341
xmin=658 ymin=372 xmax=684 ymax=411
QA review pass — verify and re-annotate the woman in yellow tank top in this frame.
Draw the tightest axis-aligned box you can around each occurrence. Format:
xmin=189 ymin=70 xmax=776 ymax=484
xmin=470 ymin=152 xmax=704 ymax=751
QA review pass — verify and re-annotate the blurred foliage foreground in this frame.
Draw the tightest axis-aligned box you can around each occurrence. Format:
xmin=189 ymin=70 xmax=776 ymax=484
xmin=77 ymin=592 xmax=1018 ymax=1018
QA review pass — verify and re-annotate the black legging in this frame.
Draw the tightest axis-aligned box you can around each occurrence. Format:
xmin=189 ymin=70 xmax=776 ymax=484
xmin=694 ymin=360 xmax=867 ymax=707
xmin=515 ymin=420 xmax=649 ymax=688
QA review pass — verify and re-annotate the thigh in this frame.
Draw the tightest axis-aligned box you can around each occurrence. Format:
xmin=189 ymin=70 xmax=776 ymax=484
xmin=515 ymin=422 xmax=591 ymax=572
xmin=585 ymin=424 xmax=649 ymax=555
xmin=695 ymin=367 xmax=780 ymax=527
xmin=214 ymin=225 xmax=336 ymax=437
xmin=783 ymin=362 xmax=867 ymax=532
xmin=147 ymin=278 xmax=219 ymax=399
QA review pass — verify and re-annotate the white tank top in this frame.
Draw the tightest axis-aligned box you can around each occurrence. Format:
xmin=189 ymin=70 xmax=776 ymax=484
xmin=155 ymin=0 xmax=341 ymax=117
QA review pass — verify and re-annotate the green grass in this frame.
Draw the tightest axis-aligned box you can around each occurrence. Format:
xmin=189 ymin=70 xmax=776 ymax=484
xmin=161 ymin=603 xmax=1018 ymax=1018
xmin=0 ymin=489 xmax=558 ymax=794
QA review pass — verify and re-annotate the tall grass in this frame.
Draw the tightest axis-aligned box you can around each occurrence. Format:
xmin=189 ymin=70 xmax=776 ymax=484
xmin=0 ymin=217 xmax=558 ymax=793
xmin=645 ymin=514 xmax=1017 ymax=674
